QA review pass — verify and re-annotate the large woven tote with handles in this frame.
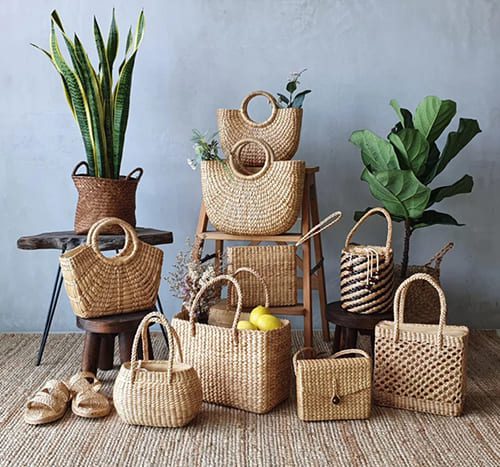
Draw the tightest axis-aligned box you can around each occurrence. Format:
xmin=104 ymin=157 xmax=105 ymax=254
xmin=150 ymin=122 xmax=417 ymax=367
xmin=217 ymin=90 xmax=302 ymax=166
xmin=201 ymin=138 xmax=305 ymax=236
xmin=59 ymin=217 xmax=163 ymax=318
xmin=374 ymin=273 xmax=469 ymax=416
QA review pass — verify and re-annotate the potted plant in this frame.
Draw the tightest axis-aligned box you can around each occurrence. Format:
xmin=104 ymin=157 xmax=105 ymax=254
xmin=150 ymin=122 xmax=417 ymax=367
xmin=33 ymin=10 xmax=145 ymax=233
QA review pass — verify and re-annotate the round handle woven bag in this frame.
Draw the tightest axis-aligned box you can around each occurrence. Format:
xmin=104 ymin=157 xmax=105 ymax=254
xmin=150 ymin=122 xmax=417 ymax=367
xmin=200 ymin=138 xmax=306 ymax=235
xmin=217 ymin=90 xmax=303 ymax=166
xmin=340 ymin=207 xmax=395 ymax=314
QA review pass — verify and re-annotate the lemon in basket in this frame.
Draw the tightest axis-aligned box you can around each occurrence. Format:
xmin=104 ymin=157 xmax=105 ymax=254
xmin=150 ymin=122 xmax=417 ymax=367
xmin=256 ymin=314 xmax=282 ymax=331
xmin=249 ymin=305 xmax=270 ymax=327
xmin=237 ymin=320 xmax=257 ymax=330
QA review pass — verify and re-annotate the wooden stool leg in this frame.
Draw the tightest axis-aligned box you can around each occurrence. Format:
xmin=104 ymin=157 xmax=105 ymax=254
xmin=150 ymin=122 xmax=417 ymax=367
xmin=82 ymin=332 xmax=101 ymax=374
xmin=301 ymin=173 xmax=312 ymax=348
xmin=332 ymin=325 xmax=342 ymax=353
xmin=345 ymin=328 xmax=358 ymax=349
xmin=98 ymin=334 xmax=115 ymax=370
xmin=119 ymin=331 xmax=134 ymax=364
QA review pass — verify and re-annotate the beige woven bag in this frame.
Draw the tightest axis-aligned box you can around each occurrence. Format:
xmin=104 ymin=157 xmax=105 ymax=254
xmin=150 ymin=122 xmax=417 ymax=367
xmin=59 ymin=217 xmax=163 ymax=318
xmin=113 ymin=312 xmax=202 ymax=427
xmin=172 ymin=273 xmax=291 ymax=414
xmin=217 ymin=90 xmax=302 ymax=166
xmin=340 ymin=207 xmax=394 ymax=314
xmin=201 ymin=138 xmax=305 ymax=236
xmin=374 ymin=273 xmax=469 ymax=416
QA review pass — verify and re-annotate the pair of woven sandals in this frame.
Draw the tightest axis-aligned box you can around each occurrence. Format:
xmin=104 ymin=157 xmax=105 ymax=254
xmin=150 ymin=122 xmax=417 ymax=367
xmin=24 ymin=371 xmax=111 ymax=425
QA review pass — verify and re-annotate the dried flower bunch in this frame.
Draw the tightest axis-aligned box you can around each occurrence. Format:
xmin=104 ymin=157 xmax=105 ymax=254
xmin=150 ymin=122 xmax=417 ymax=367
xmin=187 ymin=129 xmax=223 ymax=170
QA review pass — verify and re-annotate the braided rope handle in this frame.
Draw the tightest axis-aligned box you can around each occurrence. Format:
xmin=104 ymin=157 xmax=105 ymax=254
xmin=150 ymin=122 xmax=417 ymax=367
xmin=240 ymin=90 xmax=279 ymax=126
xmin=344 ymin=207 xmax=393 ymax=254
xmin=331 ymin=348 xmax=371 ymax=359
xmin=85 ymin=218 xmax=135 ymax=259
xmin=296 ymin=211 xmax=343 ymax=246
xmin=230 ymin=267 xmax=270 ymax=308
xmin=424 ymin=242 xmax=454 ymax=270
xmin=228 ymin=138 xmax=275 ymax=180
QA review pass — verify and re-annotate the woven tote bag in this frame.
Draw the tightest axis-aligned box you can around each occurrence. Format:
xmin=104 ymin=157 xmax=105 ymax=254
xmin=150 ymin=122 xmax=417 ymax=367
xmin=59 ymin=217 xmax=163 ymax=318
xmin=172 ymin=274 xmax=291 ymax=414
xmin=374 ymin=273 xmax=469 ymax=416
xmin=227 ymin=211 xmax=342 ymax=307
xmin=293 ymin=348 xmax=372 ymax=421
xmin=201 ymin=138 xmax=305 ymax=236
xmin=340 ymin=207 xmax=394 ymax=314
xmin=217 ymin=90 xmax=302 ymax=166
xmin=113 ymin=312 xmax=202 ymax=427
xmin=395 ymin=242 xmax=454 ymax=324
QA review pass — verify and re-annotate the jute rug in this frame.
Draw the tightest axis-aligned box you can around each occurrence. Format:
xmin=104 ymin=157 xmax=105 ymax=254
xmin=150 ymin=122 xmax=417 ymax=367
xmin=0 ymin=331 xmax=499 ymax=467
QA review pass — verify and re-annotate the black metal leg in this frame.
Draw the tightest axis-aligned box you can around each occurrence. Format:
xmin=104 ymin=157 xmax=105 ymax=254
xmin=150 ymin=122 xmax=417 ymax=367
xmin=156 ymin=295 xmax=170 ymax=349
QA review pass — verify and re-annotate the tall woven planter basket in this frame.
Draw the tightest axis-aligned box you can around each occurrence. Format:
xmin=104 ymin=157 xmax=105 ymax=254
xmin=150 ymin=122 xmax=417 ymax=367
xmin=340 ymin=207 xmax=395 ymax=314
xmin=72 ymin=161 xmax=143 ymax=234
xmin=172 ymin=274 xmax=292 ymax=414
xmin=113 ymin=312 xmax=202 ymax=428
xmin=217 ymin=90 xmax=302 ymax=166
xmin=201 ymin=138 xmax=305 ymax=236
xmin=59 ymin=217 xmax=163 ymax=318
xmin=374 ymin=273 xmax=469 ymax=417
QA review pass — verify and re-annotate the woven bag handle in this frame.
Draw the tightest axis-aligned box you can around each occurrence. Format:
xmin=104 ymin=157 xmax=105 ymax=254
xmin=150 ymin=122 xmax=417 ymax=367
xmin=240 ymin=90 xmax=279 ymax=127
xmin=393 ymin=273 xmax=448 ymax=349
xmin=229 ymin=138 xmax=275 ymax=180
xmin=72 ymin=161 xmax=89 ymax=176
xmin=125 ymin=167 xmax=144 ymax=181
xmin=296 ymin=211 xmax=343 ymax=246
xmin=190 ymin=274 xmax=243 ymax=344
xmin=85 ymin=218 xmax=135 ymax=259
xmin=424 ymin=242 xmax=454 ymax=270
xmin=230 ymin=267 xmax=270 ymax=308
xmin=345 ymin=207 xmax=393 ymax=253
xmin=331 ymin=348 xmax=371 ymax=359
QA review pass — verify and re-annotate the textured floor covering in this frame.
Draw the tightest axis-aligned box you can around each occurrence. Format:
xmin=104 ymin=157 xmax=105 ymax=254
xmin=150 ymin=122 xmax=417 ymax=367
xmin=0 ymin=331 xmax=499 ymax=467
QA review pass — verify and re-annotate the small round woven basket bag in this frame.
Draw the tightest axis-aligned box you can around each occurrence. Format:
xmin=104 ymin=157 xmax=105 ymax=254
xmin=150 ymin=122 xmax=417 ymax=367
xmin=340 ymin=207 xmax=395 ymax=314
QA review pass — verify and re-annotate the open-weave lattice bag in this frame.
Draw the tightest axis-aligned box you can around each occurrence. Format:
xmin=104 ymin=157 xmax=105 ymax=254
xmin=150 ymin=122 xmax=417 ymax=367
xmin=113 ymin=312 xmax=202 ymax=428
xmin=60 ymin=217 xmax=163 ymax=318
xmin=201 ymin=138 xmax=305 ymax=235
xmin=217 ymin=90 xmax=302 ymax=166
xmin=340 ymin=207 xmax=394 ymax=314
xmin=374 ymin=273 xmax=469 ymax=416
xmin=293 ymin=348 xmax=372 ymax=421
xmin=172 ymin=273 xmax=291 ymax=414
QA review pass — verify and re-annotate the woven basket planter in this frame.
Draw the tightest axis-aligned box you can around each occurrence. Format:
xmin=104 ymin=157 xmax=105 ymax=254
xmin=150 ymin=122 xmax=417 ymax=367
xmin=172 ymin=273 xmax=291 ymax=414
xmin=201 ymin=138 xmax=305 ymax=236
xmin=340 ymin=207 xmax=395 ymax=314
xmin=114 ymin=312 xmax=202 ymax=427
xmin=374 ymin=273 xmax=469 ymax=417
xmin=72 ymin=161 xmax=143 ymax=234
xmin=217 ymin=90 xmax=302 ymax=166
xmin=293 ymin=348 xmax=372 ymax=421
xmin=60 ymin=217 xmax=163 ymax=318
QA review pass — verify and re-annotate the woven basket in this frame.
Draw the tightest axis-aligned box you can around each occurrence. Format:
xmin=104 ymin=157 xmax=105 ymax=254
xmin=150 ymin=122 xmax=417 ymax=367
xmin=395 ymin=242 xmax=454 ymax=324
xmin=60 ymin=217 xmax=163 ymax=318
xmin=113 ymin=312 xmax=202 ymax=427
xmin=172 ymin=273 xmax=291 ymax=414
xmin=201 ymin=138 xmax=305 ymax=235
xmin=293 ymin=348 xmax=372 ymax=421
xmin=73 ymin=161 xmax=143 ymax=234
xmin=374 ymin=273 xmax=469 ymax=417
xmin=340 ymin=207 xmax=394 ymax=314
xmin=217 ymin=90 xmax=302 ymax=166
xmin=227 ymin=211 xmax=343 ymax=307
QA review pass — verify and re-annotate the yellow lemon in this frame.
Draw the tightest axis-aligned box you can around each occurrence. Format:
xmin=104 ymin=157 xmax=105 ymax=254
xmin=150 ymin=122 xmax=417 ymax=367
xmin=237 ymin=320 xmax=257 ymax=330
xmin=256 ymin=314 xmax=282 ymax=331
xmin=249 ymin=305 xmax=270 ymax=327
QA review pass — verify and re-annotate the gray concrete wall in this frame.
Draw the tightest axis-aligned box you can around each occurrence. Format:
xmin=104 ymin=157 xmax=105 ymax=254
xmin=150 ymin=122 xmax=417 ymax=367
xmin=1 ymin=0 xmax=498 ymax=331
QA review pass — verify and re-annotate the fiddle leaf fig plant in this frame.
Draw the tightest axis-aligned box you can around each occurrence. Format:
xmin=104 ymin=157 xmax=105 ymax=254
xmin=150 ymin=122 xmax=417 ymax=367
xmin=350 ymin=96 xmax=481 ymax=277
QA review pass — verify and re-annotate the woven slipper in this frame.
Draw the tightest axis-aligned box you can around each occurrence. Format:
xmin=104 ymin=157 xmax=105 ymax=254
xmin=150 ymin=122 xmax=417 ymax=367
xmin=68 ymin=371 xmax=111 ymax=419
xmin=24 ymin=380 xmax=70 ymax=425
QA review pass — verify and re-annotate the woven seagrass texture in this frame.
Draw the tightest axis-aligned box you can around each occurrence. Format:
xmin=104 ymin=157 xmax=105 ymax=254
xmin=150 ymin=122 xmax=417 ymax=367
xmin=374 ymin=273 xmax=469 ymax=417
xmin=217 ymin=90 xmax=302 ymax=166
xmin=172 ymin=274 xmax=292 ymax=414
xmin=340 ymin=207 xmax=395 ymax=314
xmin=72 ymin=162 xmax=142 ymax=234
xmin=113 ymin=312 xmax=202 ymax=428
xmin=293 ymin=348 xmax=372 ymax=421
xmin=59 ymin=218 xmax=163 ymax=318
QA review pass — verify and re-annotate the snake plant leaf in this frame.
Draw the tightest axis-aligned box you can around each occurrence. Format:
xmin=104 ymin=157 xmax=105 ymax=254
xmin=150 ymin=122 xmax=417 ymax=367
xmin=412 ymin=210 xmax=464 ymax=229
xmin=119 ymin=27 xmax=134 ymax=75
xmin=428 ymin=174 xmax=473 ymax=206
xmin=354 ymin=208 xmax=405 ymax=223
xmin=50 ymin=10 xmax=65 ymax=31
xmin=414 ymin=96 xmax=456 ymax=143
xmin=106 ymin=9 xmax=119 ymax=73
xmin=350 ymin=130 xmax=400 ymax=172
xmin=435 ymin=118 xmax=481 ymax=177
xmin=389 ymin=128 xmax=429 ymax=177
xmin=135 ymin=10 xmax=145 ymax=48
xmin=390 ymin=99 xmax=413 ymax=128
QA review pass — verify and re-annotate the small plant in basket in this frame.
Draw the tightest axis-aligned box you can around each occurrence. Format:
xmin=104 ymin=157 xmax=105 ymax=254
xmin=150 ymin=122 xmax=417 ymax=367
xmin=187 ymin=129 xmax=223 ymax=170
xmin=276 ymin=68 xmax=311 ymax=109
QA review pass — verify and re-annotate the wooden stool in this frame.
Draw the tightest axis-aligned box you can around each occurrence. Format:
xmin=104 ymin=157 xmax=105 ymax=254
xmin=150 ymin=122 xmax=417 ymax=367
xmin=326 ymin=301 xmax=392 ymax=353
xmin=76 ymin=311 xmax=155 ymax=374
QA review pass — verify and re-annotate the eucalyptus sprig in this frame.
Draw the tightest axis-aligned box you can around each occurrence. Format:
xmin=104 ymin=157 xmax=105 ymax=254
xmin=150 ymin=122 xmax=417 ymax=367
xmin=188 ymin=129 xmax=223 ymax=170
xmin=277 ymin=68 xmax=311 ymax=109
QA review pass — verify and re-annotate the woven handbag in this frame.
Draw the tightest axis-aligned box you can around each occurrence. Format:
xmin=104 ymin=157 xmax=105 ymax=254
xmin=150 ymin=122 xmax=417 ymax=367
xmin=340 ymin=207 xmax=394 ymax=314
xmin=227 ymin=211 xmax=342 ymax=307
xmin=113 ymin=312 xmax=202 ymax=427
xmin=201 ymin=138 xmax=305 ymax=236
xmin=217 ymin=90 xmax=302 ymax=166
xmin=293 ymin=348 xmax=372 ymax=421
xmin=374 ymin=273 xmax=469 ymax=416
xmin=59 ymin=217 xmax=163 ymax=318
xmin=172 ymin=273 xmax=291 ymax=414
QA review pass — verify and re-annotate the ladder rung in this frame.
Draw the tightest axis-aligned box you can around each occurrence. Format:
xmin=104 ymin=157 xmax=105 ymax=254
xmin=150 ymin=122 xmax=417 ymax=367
xmin=200 ymin=231 xmax=303 ymax=243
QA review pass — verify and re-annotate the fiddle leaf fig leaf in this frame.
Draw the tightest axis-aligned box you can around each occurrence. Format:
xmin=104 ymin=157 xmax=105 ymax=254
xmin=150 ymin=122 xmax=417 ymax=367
xmin=389 ymin=128 xmax=429 ymax=177
xmin=428 ymin=174 xmax=473 ymax=206
xmin=350 ymin=130 xmax=400 ymax=172
xmin=414 ymin=96 xmax=456 ymax=143
xmin=412 ymin=210 xmax=464 ymax=229
xmin=390 ymin=99 xmax=413 ymax=128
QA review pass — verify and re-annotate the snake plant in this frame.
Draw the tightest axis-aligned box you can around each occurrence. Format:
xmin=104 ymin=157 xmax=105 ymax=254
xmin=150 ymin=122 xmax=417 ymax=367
xmin=32 ymin=10 xmax=144 ymax=178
